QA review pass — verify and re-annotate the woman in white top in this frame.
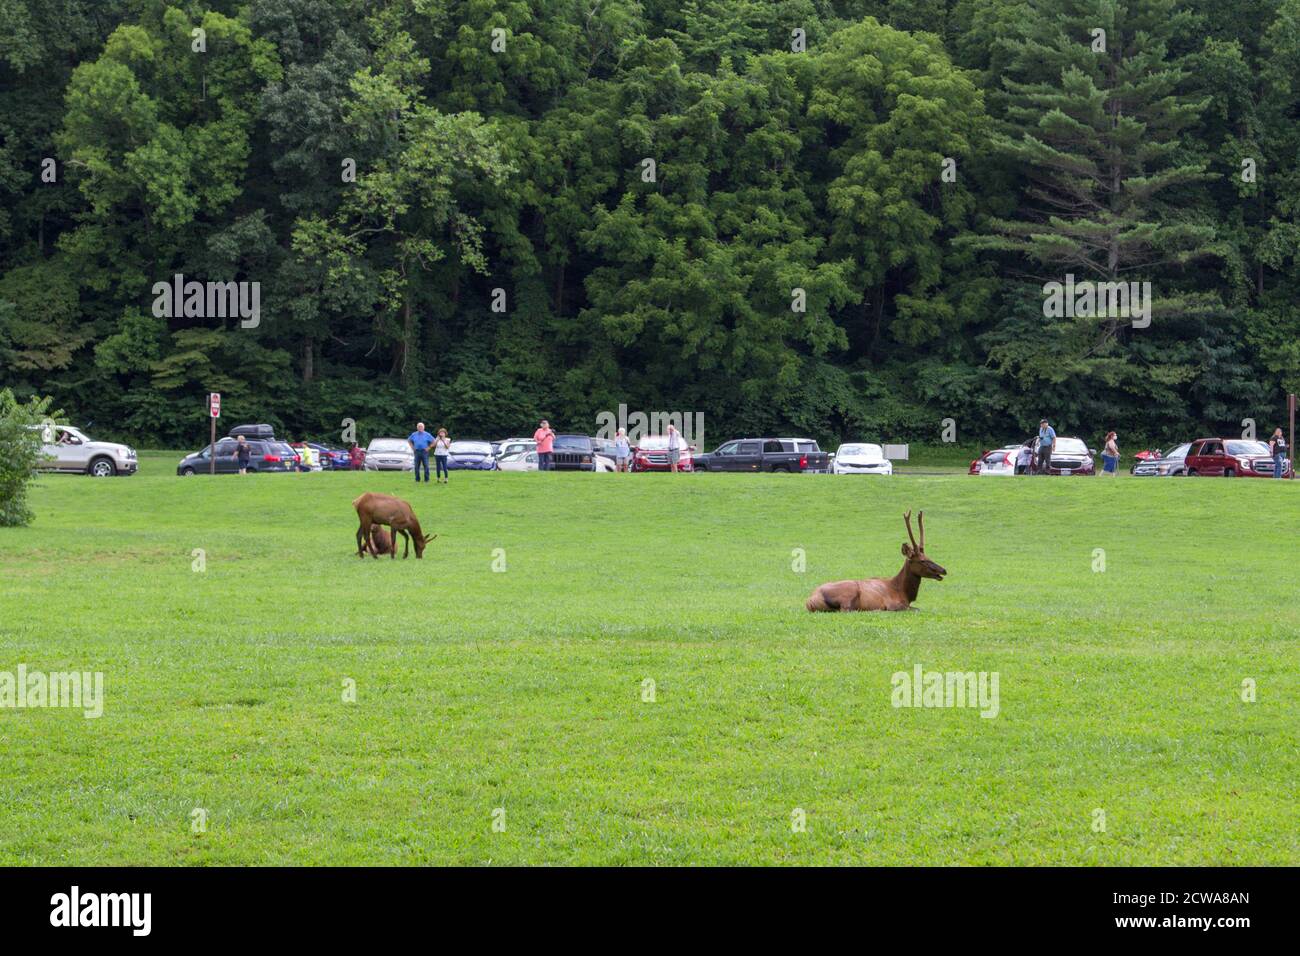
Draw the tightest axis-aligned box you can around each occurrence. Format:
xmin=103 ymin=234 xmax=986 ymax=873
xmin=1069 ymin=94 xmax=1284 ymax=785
xmin=433 ymin=427 xmax=452 ymax=484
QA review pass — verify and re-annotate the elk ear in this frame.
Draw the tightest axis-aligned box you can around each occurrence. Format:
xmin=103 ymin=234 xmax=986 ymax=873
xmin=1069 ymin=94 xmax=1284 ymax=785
xmin=901 ymin=542 xmax=914 ymax=557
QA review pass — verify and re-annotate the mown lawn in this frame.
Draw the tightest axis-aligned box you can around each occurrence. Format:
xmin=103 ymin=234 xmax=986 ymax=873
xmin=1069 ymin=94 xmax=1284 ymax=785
xmin=0 ymin=456 xmax=1296 ymax=865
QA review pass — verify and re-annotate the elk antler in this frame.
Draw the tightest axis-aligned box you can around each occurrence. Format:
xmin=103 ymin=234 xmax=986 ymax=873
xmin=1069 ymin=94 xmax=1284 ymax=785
xmin=917 ymin=510 xmax=925 ymax=551
xmin=903 ymin=510 xmax=918 ymax=550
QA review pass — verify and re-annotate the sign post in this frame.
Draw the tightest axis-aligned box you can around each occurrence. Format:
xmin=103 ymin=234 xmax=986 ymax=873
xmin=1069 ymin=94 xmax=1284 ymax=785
xmin=208 ymin=392 xmax=221 ymax=475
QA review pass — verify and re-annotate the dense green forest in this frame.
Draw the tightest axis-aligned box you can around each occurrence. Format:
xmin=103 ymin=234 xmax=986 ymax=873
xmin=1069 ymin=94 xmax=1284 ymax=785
xmin=2 ymin=0 xmax=1298 ymax=449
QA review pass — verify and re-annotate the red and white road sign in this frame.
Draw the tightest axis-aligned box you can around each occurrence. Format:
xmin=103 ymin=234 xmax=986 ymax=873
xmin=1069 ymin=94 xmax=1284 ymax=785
xmin=209 ymin=392 xmax=221 ymax=418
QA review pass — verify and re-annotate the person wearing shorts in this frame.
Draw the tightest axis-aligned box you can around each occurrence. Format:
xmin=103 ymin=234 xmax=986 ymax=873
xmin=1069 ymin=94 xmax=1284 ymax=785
xmin=234 ymin=435 xmax=251 ymax=475
xmin=667 ymin=423 xmax=682 ymax=473
xmin=614 ymin=428 xmax=631 ymax=473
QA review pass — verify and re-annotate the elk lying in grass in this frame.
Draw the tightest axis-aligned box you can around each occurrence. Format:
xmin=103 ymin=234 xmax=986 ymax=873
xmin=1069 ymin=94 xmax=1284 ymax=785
xmin=353 ymin=492 xmax=435 ymax=559
xmin=365 ymin=525 xmax=393 ymax=559
xmin=805 ymin=510 xmax=946 ymax=612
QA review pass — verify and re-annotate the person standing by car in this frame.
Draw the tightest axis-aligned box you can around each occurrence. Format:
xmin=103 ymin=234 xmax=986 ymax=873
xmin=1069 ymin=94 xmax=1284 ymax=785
xmin=614 ymin=428 xmax=631 ymax=473
xmin=348 ymin=442 xmax=364 ymax=470
xmin=408 ymin=422 xmax=434 ymax=483
xmin=433 ymin=427 xmax=452 ymax=484
xmin=234 ymin=435 xmax=251 ymax=475
xmin=1270 ymin=426 xmax=1289 ymax=478
xmin=1101 ymin=431 xmax=1119 ymax=477
xmin=533 ymin=419 xmax=556 ymax=471
xmin=1015 ymin=442 xmax=1033 ymax=475
xmin=1036 ymin=419 xmax=1056 ymax=474
xmin=667 ymin=423 xmax=683 ymax=474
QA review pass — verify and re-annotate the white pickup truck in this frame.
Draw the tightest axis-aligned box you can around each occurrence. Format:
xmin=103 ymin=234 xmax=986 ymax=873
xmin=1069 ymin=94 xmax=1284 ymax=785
xmin=35 ymin=424 xmax=138 ymax=477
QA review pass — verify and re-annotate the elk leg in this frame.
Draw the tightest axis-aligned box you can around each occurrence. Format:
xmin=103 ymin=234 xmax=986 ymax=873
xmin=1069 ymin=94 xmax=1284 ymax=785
xmin=400 ymin=529 xmax=410 ymax=559
xmin=356 ymin=519 xmax=368 ymax=559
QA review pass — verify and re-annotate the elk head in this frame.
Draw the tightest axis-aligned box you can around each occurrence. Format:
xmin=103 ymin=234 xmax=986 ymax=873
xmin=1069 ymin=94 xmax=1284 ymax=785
xmin=901 ymin=510 xmax=946 ymax=581
xmin=413 ymin=532 xmax=438 ymax=559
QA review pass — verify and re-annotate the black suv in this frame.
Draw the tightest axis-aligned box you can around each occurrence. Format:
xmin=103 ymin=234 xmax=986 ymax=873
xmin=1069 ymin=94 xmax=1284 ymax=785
xmin=177 ymin=438 xmax=297 ymax=474
xmin=552 ymin=434 xmax=596 ymax=471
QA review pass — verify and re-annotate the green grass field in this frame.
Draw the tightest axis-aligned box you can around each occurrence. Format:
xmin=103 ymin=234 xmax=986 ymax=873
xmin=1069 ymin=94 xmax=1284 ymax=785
xmin=1 ymin=456 xmax=1297 ymax=865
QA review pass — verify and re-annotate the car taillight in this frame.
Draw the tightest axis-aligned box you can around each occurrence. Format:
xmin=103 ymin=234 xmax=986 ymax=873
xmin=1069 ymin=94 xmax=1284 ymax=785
xmin=799 ymin=455 xmax=808 ymax=469
xmin=263 ymin=455 xmax=280 ymax=462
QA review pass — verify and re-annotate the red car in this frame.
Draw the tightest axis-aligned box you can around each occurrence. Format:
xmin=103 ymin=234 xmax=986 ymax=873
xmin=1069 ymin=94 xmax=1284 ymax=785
xmin=1184 ymin=438 xmax=1293 ymax=478
xmin=631 ymin=435 xmax=695 ymax=472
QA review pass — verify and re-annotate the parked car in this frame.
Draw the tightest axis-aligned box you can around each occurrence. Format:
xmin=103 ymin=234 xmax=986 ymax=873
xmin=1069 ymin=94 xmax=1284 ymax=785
xmin=694 ymin=438 xmax=831 ymax=473
xmin=631 ymin=434 xmax=696 ymax=472
xmin=831 ymin=443 xmax=893 ymax=475
xmin=969 ymin=445 xmax=1022 ymax=476
xmin=1184 ymin=438 xmax=1293 ymax=478
xmin=497 ymin=450 xmax=539 ymax=472
xmin=34 ymin=424 xmax=137 ymax=477
xmin=552 ymin=434 xmax=596 ymax=471
xmin=446 ymin=440 xmax=498 ymax=470
xmin=493 ymin=437 xmax=536 ymax=460
xmin=364 ymin=438 xmax=415 ymax=471
xmin=306 ymin=442 xmax=351 ymax=471
xmin=177 ymin=438 xmax=296 ymax=475
xmin=1132 ymin=442 xmax=1191 ymax=477
xmin=1027 ymin=435 xmax=1095 ymax=475
xmin=591 ymin=437 xmax=620 ymax=462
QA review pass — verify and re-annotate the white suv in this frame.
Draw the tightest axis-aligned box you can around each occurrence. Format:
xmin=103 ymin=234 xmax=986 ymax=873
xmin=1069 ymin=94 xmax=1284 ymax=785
xmin=35 ymin=425 xmax=138 ymax=477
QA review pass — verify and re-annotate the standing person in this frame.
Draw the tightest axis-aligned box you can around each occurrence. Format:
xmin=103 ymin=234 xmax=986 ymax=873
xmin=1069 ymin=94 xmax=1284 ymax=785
xmin=433 ymin=427 xmax=452 ymax=484
xmin=234 ymin=435 xmax=251 ymax=475
xmin=1036 ymin=419 xmax=1056 ymax=474
xmin=1015 ymin=442 xmax=1033 ymax=475
xmin=533 ymin=419 xmax=555 ymax=471
xmin=1101 ymin=431 xmax=1119 ymax=477
xmin=408 ymin=422 xmax=434 ymax=483
xmin=348 ymin=442 xmax=364 ymax=470
xmin=614 ymin=428 xmax=631 ymax=473
xmin=1270 ymin=426 xmax=1289 ymax=479
xmin=667 ymin=423 xmax=682 ymax=474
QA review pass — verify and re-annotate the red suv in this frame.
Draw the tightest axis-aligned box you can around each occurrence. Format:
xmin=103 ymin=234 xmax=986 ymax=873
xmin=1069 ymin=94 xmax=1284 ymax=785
xmin=1184 ymin=438 xmax=1293 ymax=478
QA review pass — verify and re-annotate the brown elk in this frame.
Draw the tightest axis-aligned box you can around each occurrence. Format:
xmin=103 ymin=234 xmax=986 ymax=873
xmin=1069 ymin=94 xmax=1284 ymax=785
xmin=805 ymin=510 xmax=946 ymax=612
xmin=365 ymin=525 xmax=394 ymax=559
xmin=353 ymin=492 xmax=436 ymax=559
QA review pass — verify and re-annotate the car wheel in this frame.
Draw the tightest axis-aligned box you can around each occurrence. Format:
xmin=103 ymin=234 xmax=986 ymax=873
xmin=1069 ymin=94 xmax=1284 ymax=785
xmin=1224 ymin=468 xmax=1235 ymax=478
xmin=1187 ymin=469 xmax=1197 ymax=476
xmin=181 ymin=467 xmax=196 ymax=476
xmin=88 ymin=457 xmax=117 ymax=477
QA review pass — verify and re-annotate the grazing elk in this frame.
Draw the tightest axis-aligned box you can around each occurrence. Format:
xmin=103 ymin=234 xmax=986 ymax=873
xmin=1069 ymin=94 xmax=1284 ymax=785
xmin=805 ymin=510 xmax=946 ymax=612
xmin=353 ymin=492 xmax=436 ymax=560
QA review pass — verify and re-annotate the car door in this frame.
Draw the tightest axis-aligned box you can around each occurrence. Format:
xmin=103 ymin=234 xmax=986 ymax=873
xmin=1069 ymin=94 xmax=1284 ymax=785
xmin=729 ymin=440 xmax=761 ymax=471
xmin=54 ymin=428 xmax=91 ymax=471
xmin=1199 ymin=440 xmax=1225 ymax=475
xmin=707 ymin=440 xmax=738 ymax=470
xmin=212 ymin=439 xmax=241 ymax=473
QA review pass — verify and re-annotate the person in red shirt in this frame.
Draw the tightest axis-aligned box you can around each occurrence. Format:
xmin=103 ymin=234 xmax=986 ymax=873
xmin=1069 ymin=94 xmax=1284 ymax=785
xmin=533 ymin=419 xmax=556 ymax=471
xmin=348 ymin=442 xmax=364 ymax=470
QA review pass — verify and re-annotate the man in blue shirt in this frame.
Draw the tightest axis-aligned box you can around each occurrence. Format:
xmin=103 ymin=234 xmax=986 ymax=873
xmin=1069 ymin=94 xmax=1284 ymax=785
xmin=1036 ymin=419 xmax=1056 ymax=475
xmin=408 ymin=422 xmax=434 ymax=483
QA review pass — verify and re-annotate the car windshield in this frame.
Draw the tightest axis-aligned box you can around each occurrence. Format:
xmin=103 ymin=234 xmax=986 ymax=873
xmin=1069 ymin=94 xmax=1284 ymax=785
xmin=369 ymin=440 xmax=409 ymax=453
xmin=637 ymin=435 xmax=680 ymax=450
xmin=1163 ymin=443 xmax=1191 ymax=459
xmin=838 ymin=444 xmax=882 ymax=458
xmin=1226 ymin=441 xmax=1271 ymax=456
xmin=1054 ymin=438 xmax=1088 ymax=454
xmin=450 ymin=441 xmax=492 ymax=455
xmin=554 ymin=435 xmax=592 ymax=450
